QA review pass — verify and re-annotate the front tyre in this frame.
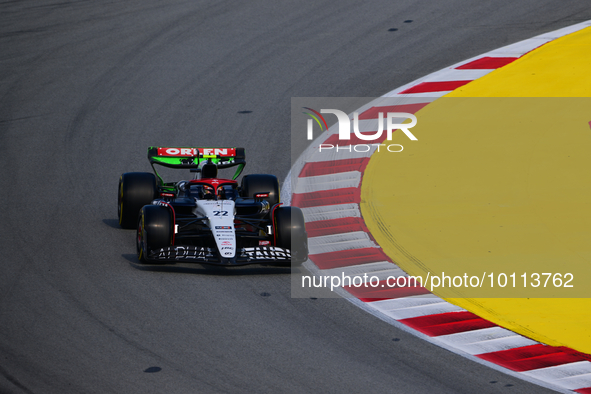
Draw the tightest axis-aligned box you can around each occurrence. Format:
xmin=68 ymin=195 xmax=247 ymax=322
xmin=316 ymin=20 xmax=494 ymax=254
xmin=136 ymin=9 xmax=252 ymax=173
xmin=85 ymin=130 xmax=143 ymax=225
xmin=137 ymin=205 xmax=173 ymax=263
xmin=274 ymin=206 xmax=308 ymax=266
xmin=118 ymin=172 xmax=157 ymax=229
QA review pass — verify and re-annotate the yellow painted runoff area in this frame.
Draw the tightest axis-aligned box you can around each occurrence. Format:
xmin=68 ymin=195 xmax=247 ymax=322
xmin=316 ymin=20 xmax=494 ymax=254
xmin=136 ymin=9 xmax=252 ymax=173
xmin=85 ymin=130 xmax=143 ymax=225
xmin=361 ymin=26 xmax=591 ymax=353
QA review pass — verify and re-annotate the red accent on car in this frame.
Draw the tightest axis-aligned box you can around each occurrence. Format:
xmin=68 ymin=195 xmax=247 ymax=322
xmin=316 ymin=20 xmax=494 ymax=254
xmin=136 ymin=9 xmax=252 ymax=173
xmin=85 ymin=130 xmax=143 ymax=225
xmin=157 ymin=147 xmax=198 ymax=156
xmin=254 ymin=193 xmax=269 ymax=198
xmin=156 ymin=147 xmax=236 ymax=157
xmin=160 ymin=192 xmax=175 ymax=197
xmin=189 ymin=178 xmax=237 ymax=188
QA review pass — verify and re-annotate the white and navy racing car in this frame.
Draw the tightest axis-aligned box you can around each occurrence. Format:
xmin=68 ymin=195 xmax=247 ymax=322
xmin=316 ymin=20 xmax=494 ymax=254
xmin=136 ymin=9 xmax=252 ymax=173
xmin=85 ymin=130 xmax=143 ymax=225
xmin=118 ymin=147 xmax=308 ymax=266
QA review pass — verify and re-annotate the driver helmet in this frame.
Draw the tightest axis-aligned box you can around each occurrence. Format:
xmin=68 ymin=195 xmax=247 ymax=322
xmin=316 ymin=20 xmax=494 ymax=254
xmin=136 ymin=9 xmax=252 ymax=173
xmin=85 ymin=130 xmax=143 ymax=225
xmin=201 ymin=185 xmax=216 ymax=200
xmin=217 ymin=185 xmax=227 ymax=200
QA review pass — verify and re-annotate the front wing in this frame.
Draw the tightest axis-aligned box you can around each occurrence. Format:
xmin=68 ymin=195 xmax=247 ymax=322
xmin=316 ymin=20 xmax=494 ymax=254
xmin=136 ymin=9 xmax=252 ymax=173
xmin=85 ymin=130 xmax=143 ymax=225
xmin=145 ymin=245 xmax=292 ymax=265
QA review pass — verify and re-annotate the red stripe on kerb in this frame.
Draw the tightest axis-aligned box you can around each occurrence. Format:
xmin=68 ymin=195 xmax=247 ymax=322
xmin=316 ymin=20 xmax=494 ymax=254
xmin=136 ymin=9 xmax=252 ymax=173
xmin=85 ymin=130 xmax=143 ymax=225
xmin=309 ymin=248 xmax=392 ymax=270
xmin=477 ymin=344 xmax=588 ymax=372
xmin=399 ymin=311 xmax=496 ymax=337
xmin=299 ymin=158 xmax=370 ymax=177
xmin=358 ymin=102 xmax=429 ymax=120
xmin=575 ymin=388 xmax=591 ymax=394
xmin=400 ymin=80 xmax=471 ymax=94
xmin=323 ymin=132 xmax=388 ymax=146
xmin=344 ymin=279 xmax=430 ymax=302
xmin=291 ymin=187 xmax=360 ymax=208
xmin=456 ymin=56 xmax=518 ymax=69
xmin=306 ymin=217 xmax=369 ymax=238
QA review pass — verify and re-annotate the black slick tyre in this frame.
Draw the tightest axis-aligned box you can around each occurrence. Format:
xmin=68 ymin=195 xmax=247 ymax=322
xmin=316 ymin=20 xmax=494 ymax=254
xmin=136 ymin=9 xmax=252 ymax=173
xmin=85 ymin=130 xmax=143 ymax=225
xmin=274 ymin=206 xmax=308 ymax=266
xmin=137 ymin=205 xmax=173 ymax=263
xmin=118 ymin=172 xmax=157 ymax=229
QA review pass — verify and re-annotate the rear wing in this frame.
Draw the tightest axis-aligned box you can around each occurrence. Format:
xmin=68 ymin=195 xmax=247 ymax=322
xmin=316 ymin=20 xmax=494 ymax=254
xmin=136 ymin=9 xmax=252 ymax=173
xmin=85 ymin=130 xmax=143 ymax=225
xmin=147 ymin=146 xmax=246 ymax=181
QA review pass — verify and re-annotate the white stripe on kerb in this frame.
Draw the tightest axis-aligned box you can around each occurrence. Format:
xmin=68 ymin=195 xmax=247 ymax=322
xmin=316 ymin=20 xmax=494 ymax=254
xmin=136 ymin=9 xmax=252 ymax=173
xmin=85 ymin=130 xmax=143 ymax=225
xmin=320 ymin=261 xmax=408 ymax=283
xmin=521 ymin=361 xmax=591 ymax=390
xmin=369 ymin=294 xmax=443 ymax=309
xmin=485 ymin=38 xmax=551 ymax=57
xmin=308 ymin=231 xmax=377 ymax=255
xmin=301 ymin=203 xmax=360 ymax=222
xmin=368 ymin=295 xmax=464 ymax=320
xmin=437 ymin=326 xmax=537 ymax=355
xmin=294 ymin=171 xmax=361 ymax=194
xmin=419 ymin=68 xmax=492 ymax=81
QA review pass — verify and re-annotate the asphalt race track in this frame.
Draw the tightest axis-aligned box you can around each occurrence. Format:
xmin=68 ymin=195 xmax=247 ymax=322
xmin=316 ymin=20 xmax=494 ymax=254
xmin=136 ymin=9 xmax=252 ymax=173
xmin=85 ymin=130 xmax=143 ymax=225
xmin=1 ymin=1 xmax=590 ymax=393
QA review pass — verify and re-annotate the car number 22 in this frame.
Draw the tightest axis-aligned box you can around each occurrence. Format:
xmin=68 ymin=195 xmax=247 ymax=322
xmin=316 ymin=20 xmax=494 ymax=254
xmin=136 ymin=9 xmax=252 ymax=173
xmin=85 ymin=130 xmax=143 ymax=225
xmin=213 ymin=210 xmax=229 ymax=216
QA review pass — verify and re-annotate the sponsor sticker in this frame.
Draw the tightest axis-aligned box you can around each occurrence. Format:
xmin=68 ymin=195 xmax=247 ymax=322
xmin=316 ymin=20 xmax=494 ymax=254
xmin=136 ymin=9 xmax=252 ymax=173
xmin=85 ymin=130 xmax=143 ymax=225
xmin=157 ymin=147 xmax=236 ymax=157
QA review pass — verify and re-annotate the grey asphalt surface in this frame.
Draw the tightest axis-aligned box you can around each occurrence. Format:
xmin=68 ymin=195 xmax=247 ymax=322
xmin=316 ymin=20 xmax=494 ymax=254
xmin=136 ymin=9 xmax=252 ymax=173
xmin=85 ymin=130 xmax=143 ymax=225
xmin=1 ymin=1 xmax=590 ymax=393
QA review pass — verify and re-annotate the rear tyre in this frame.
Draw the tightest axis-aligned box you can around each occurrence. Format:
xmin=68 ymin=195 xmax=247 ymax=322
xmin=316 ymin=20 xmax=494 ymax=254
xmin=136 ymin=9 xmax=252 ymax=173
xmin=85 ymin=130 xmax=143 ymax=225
xmin=240 ymin=174 xmax=280 ymax=208
xmin=137 ymin=205 xmax=173 ymax=263
xmin=274 ymin=206 xmax=308 ymax=266
xmin=118 ymin=172 xmax=157 ymax=229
